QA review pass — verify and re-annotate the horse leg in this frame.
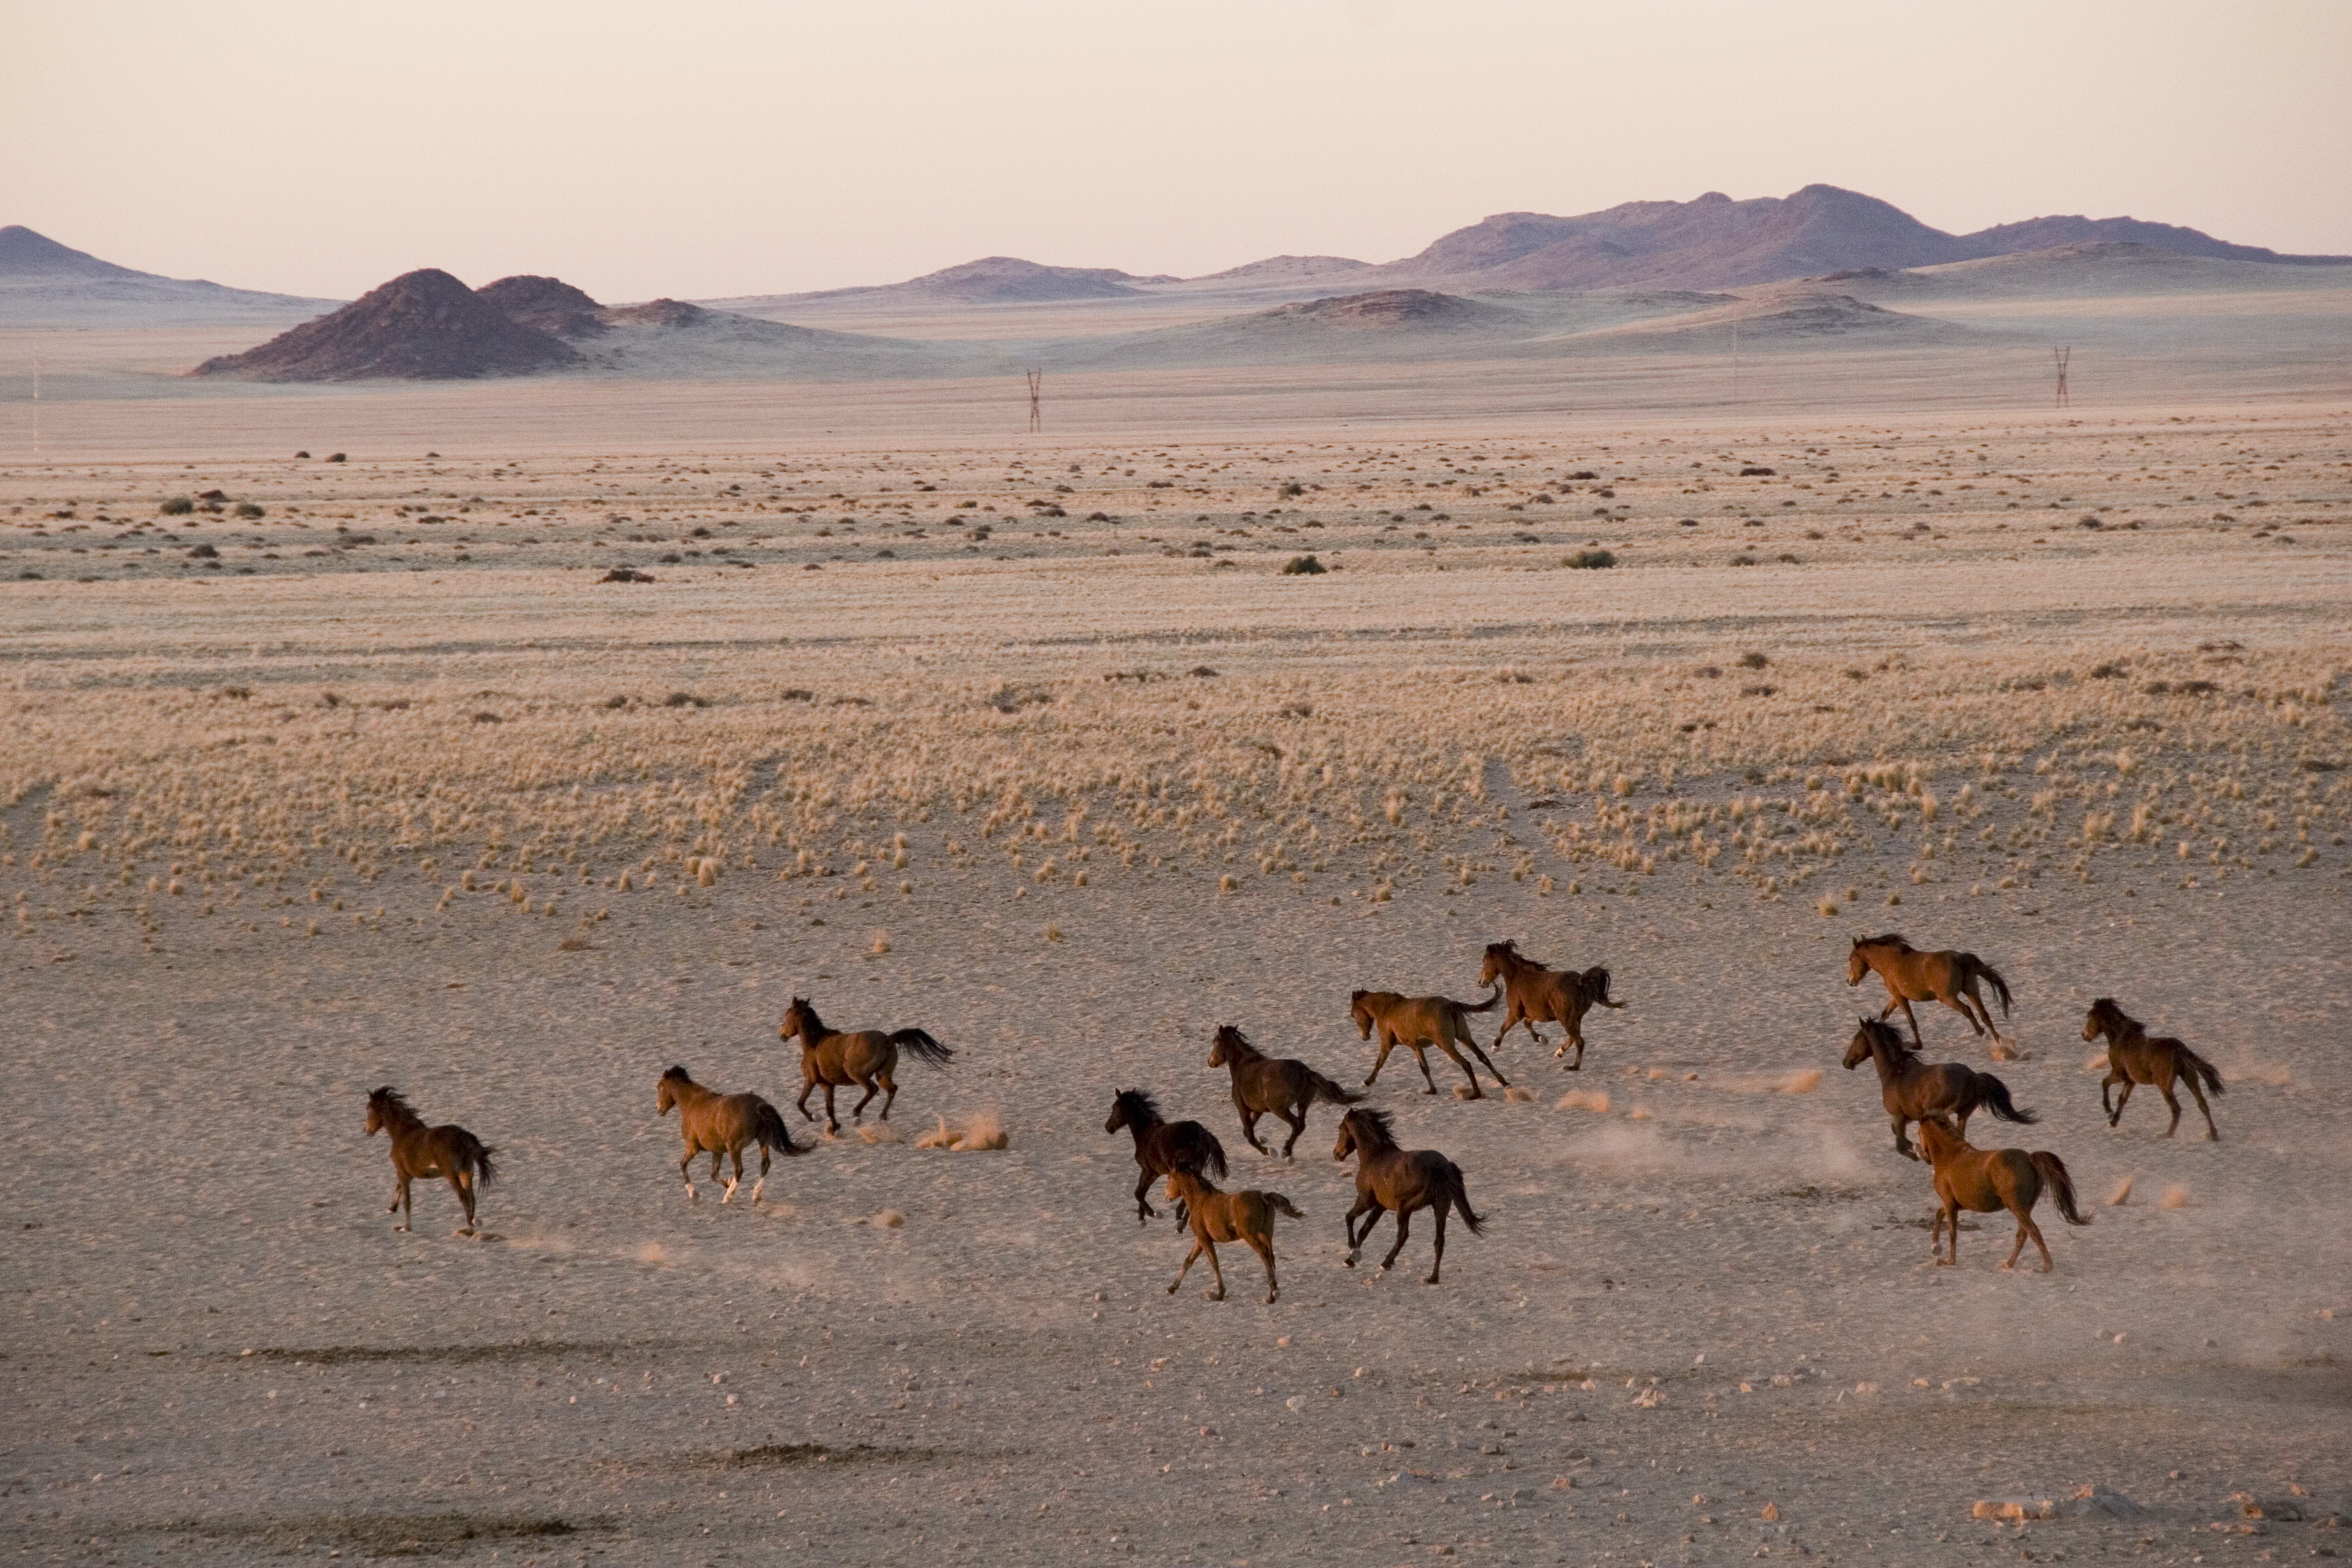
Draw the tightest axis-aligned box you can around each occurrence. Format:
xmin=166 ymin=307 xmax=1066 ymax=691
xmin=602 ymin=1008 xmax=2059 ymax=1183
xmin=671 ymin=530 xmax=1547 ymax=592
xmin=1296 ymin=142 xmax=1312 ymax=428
xmin=2184 ymin=1072 xmax=2219 ymax=1142
xmin=1250 ymin=1234 xmax=1279 ymax=1304
xmin=1424 ymin=1202 xmax=1449 ymax=1285
xmin=1937 ymin=1199 xmax=1959 ymax=1266
xmin=1278 ymin=1106 xmax=1306 ymax=1160
xmin=2157 ymin=1078 xmax=2184 ymax=1138
xmin=2109 ymin=1079 xmax=2135 ymax=1128
xmin=1365 ymin=1033 xmax=1399 ymax=1088
xmin=1890 ymin=1112 xmax=1916 ymax=1160
xmin=877 ymin=1067 xmax=899 ymax=1122
xmin=448 ymin=1170 xmax=475 ymax=1233
xmin=751 ymin=1145 xmax=769 ymax=1205
xmin=1201 ymin=1240 xmax=1227 ymax=1301
xmin=1462 ymin=1031 xmax=1508 ymax=1089
xmin=1167 ymin=1239 xmax=1202 ymax=1295
xmin=849 ymin=1075 xmax=881 ymax=1122
xmin=795 ymin=1077 xmax=818 ymax=1122
xmin=1342 ymin=1196 xmax=1378 ymax=1265
xmin=1562 ymin=1020 xmax=1586 ymax=1071
xmin=395 ymin=1175 xmax=413 ymax=1232
xmin=1896 ymin=996 xmax=1925 ymax=1048
xmin=1414 ymin=1044 xmax=1443 ymax=1096
xmin=822 ymin=1082 xmax=840 ymax=1134
xmin=680 ymin=1149 xmax=699 ymax=1202
xmin=1379 ymin=1207 xmax=1416 ymax=1273
xmin=1939 ymin=989 xmax=1987 ymax=1038
xmin=1239 ymin=1108 xmax=1267 ymax=1156
xmin=1133 ymin=1167 xmax=1157 ymax=1224
xmin=722 ymin=1145 xmax=742 ymax=1204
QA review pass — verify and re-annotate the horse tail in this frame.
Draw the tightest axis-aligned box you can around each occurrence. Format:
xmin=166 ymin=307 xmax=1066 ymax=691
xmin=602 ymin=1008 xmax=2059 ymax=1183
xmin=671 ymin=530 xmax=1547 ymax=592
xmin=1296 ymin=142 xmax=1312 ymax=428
xmin=1443 ymin=1161 xmax=1485 ymax=1234
xmin=1583 ymin=966 xmax=1625 ymax=1009
xmin=752 ymin=1099 xmax=804 ymax=1157
xmin=889 ymin=1028 xmax=955 ymax=1068
xmin=2180 ymin=1044 xmax=2225 ymax=1097
xmin=1303 ymin=1067 xmax=1364 ymax=1106
xmin=1978 ymin=1073 xmax=2037 ymax=1125
xmin=1265 ymin=1193 xmax=1306 ymax=1222
xmin=2031 ymin=1151 xmax=2090 ymax=1226
xmin=1461 ymin=987 xmax=1503 ymax=1015
xmin=1965 ymin=954 xmax=2013 ymax=1018
xmin=1200 ymin=1131 xmax=1230 ymax=1181
xmin=458 ymin=1132 xmax=497 ymax=1191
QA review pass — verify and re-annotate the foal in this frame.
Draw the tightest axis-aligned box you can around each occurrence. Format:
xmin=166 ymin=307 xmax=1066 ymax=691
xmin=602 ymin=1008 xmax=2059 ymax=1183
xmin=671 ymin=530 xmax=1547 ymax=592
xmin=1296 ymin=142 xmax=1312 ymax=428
xmin=1208 ymin=1025 xmax=1362 ymax=1159
xmin=1161 ymin=1171 xmax=1303 ymax=1304
xmin=656 ymin=1065 xmax=803 ymax=1203
xmin=2082 ymin=998 xmax=2223 ymax=1140
xmin=1843 ymin=1018 xmax=2035 ymax=1159
xmin=1332 ymin=1108 xmax=1483 ymax=1284
xmin=365 ymin=1087 xmax=496 ymax=1236
xmin=1105 ymin=1089 xmax=1228 ymax=1224
xmin=1914 ymin=1116 xmax=2089 ymax=1273
xmin=1351 ymin=988 xmax=1509 ymax=1097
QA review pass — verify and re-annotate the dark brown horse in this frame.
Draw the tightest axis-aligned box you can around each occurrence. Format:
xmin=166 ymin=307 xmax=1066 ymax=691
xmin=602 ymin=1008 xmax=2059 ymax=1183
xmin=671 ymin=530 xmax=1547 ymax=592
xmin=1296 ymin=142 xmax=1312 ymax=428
xmin=656 ymin=1065 xmax=803 ymax=1203
xmin=1915 ymin=1115 xmax=2089 ymax=1273
xmin=1843 ymin=1019 xmax=2035 ymax=1160
xmin=1105 ymin=1089 xmax=1229 ymax=1224
xmin=1332 ymin=1108 xmax=1482 ymax=1284
xmin=1477 ymin=940 xmax=1622 ymax=1070
xmin=1847 ymin=934 xmax=2015 ymax=1054
xmin=2082 ymin=998 xmax=2223 ymax=1140
xmin=1162 ymin=1170 xmax=1303 ymax=1304
xmin=780 ymin=996 xmax=953 ymax=1132
xmin=1351 ymin=988 xmax=1509 ymax=1097
xmin=364 ymin=1087 xmax=496 ymax=1236
xmin=1208 ymin=1025 xmax=1362 ymax=1159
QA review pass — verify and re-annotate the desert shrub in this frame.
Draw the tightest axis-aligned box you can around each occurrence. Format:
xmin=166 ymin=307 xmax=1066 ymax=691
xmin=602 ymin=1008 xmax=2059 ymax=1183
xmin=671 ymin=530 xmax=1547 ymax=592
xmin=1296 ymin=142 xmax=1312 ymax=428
xmin=1737 ymin=651 xmax=1770 ymax=669
xmin=1281 ymin=554 xmax=1326 ymax=575
xmin=189 ymin=543 xmax=218 ymax=558
xmin=327 ymin=452 xmax=346 ymax=462
xmin=160 ymin=497 xmax=194 ymax=516
xmin=1277 ymin=482 xmax=1304 ymax=498
xmin=1563 ymin=549 xmax=1616 ymax=569
xmin=234 ymin=501 xmax=264 ymax=519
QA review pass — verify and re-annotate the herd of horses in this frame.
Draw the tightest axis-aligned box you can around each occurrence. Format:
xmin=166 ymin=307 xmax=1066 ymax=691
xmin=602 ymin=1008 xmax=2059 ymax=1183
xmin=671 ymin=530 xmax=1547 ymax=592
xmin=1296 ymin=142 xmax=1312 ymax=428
xmin=365 ymin=934 xmax=2227 ymax=1296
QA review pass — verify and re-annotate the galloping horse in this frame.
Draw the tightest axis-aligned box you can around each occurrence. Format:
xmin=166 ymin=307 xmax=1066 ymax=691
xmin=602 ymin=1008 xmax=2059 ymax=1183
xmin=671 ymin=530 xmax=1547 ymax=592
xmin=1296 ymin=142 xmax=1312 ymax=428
xmin=1332 ymin=1108 xmax=1483 ymax=1284
xmin=1161 ymin=1170 xmax=1303 ymax=1304
xmin=2082 ymin=998 xmax=2223 ymax=1140
xmin=1208 ymin=1025 xmax=1361 ymax=1159
xmin=1478 ymin=940 xmax=1622 ymax=1070
xmin=1847 ymin=934 xmax=2014 ymax=1054
xmin=1843 ymin=1019 xmax=2035 ymax=1159
xmin=1914 ymin=1115 xmax=2089 ymax=1273
xmin=656 ymin=1065 xmax=803 ymax=1203
xmin=365 ymin=1087 xmax=496 ymax=1236
xmin=780 ymin=996 xmax=954 ymax=1132
xmin=1105 ymin=1089 xmax=1228 ymax=1224
xmin=1350 ymin=987 xmax=1510 ymax=1097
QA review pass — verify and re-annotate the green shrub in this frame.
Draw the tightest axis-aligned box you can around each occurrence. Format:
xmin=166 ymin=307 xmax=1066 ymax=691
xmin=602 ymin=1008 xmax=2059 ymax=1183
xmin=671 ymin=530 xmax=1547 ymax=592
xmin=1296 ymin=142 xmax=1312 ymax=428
xmin=1563 ymin=548 xmax=1616 ymax=569
xmin=234 ymin=501 xmax=264 ymax=519
xmin=160 ymin=496 xmax=194 ymax=516
xmin=1281 ymin=554 xmax=1326 ymax=575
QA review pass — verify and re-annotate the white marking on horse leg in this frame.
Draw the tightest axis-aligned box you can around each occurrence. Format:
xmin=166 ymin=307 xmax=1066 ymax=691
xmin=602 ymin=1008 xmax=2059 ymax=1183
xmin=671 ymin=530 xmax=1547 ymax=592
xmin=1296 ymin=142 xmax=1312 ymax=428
xmin=722 ymin=1177 xmax=738 ymax=1204
xmin=684 ymin=1181 xmax=698 ymax=1201
xmin=750 ymin=1177 xmax=765 ymax=1204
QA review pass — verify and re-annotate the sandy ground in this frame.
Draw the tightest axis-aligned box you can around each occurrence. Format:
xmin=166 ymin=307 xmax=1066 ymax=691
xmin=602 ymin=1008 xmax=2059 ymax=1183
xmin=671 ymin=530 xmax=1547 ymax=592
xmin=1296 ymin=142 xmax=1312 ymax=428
xmin=3 ymin=398 xmax=2349 ymax=1567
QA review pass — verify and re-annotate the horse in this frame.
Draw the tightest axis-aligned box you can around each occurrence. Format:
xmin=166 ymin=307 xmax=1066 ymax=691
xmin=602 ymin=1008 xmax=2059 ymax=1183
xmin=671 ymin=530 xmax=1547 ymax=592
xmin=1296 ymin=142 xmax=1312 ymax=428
xmin=1843 ymin=1018 xmax=2035 ymax=1160
xmin=1914 ymin=1115 xmax=2089 ymax=1273
xmin=364 ymin=1087 xmax=496 ymax=1236
xmin=1161 ymin=1170 xmax=1303 ymax=1304
xmin=1351 ymin=988 xmax=1509 ymax=1097
xmin=656 ymin=1065 xmax=803 ymax=1203
xmin=1208 ymin=1025 xmax=1362 ymax=1159
xmin=1332 ymin=1108 xmax=1483 ymax=1284
xmin=1847 ymin=934 xmax=2015 ymax=1055
xmin=1477 ymin=940 xmax=1623 ymax=1070
xmin=2081 ymin=998 xmax=2223 ymax=1140
xmin=1105 ymin=1089 xmax=1229 ymax=1224
xmin=779 ymin=996 xmax=953 ymax=1133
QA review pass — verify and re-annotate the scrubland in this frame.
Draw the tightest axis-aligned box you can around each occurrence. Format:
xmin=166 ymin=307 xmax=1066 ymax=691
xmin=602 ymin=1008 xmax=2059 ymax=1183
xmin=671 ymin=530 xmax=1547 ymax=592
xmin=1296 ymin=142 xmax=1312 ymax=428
xmin=3 ymin=407 xmax=2348 ymax=1565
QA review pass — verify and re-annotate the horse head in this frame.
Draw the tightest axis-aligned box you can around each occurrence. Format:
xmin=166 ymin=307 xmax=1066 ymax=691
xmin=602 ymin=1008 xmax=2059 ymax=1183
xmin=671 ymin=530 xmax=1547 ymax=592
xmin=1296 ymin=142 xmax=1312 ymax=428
xmin=1914 ymin=1114 xmax=1963 ymax=1161
xmin=1349 ymin=991 xmax=1375 ymax=1038
xmin=1478 ymin=940 xmax=1520 ymax=987
xmin=1208 ymin=1025 xmax=1250 ymax=1067
xmin=364 ymin=1085 xmax=407 ymax=1136
xmin=779 ymin=997 xmax=812 ymax=1044
xmin=656 ymin=1065 xmax=691 ymax=1116
xmin=1845 ymin=940 xmax=1870 ymax=985
xmin=2082 ymin=998 xmax=2119 ymax=1042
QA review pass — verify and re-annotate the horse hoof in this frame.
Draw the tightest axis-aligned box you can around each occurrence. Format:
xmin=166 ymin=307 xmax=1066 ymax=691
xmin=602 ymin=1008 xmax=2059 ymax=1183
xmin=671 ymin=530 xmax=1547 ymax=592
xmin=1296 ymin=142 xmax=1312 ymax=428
xmin=1265 ymin=1293 xmax=1277 ymax=1305
xmin=1424 ymin=1274 xmax=1440 ymax=1285
xmin=1166 ymin=1283 xmax=1179 ymax=1295
xmin=1209 ymin=1291 xmax=1226 ymax=1302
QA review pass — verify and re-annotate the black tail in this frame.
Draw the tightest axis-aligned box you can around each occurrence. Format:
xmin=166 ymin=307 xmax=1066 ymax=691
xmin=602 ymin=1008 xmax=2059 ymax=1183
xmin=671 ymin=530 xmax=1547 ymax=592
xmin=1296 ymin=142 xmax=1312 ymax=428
xmin=1179 ymin=1124 xmax=1230 ymax=1181
xmin=1966 ymin=954 xmax=2013 ymax=1019
xmin=1461 ymin=987 xmax=1502 ymax=1015
xmin=889 ymin=1028 xmax=954 ymax=1068
xmin=751 ymin=1099 xmax=804 ymax=1157
xmin=2182 ymin=1046 xmax=2224 ymax=1097
xmin=1304 ymin=1067 xmax=1365 ymax=1106
xmin=2032 ymin=1151 xmax=2090 ymax=1226
xmin=1977 ymin=1073 xmax=2037 ymax=1124
xmin=1265 ymin=1193 xmax=1306 ymax=1221
xmin=1583 ymin=966 xmax=1625 ymax=1009
xmin=1443 ymin=1162 xmax=1484 ymax=1234
xmin=459 ymin=1132 xmax=497 ymax=1191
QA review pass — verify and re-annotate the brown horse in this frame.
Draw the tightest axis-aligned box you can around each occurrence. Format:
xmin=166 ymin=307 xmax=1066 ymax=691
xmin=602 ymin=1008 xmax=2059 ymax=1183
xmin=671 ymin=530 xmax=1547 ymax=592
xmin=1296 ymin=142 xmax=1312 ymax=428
xmin=1914 ymin=1115 xmax=2088 ymax=1272
xmin=1332 ymin=1108 xmax=1483 ymax=1283
xmin=780 ymin=996 xmax=953 ymax=1133
xmin=1847 ymin=934 xmax=2015 ymax=1055
xmin=656 ymin=1065 xmax=803 ymax=1203
xmin=1351 ymin=988 xmax=1509 ymax=1097
xmin=1105 ymin=1089 xmax=1229 ymax=1224
xmin=2082 ymin=998 xmax=2223 ymax=1140
xmin=1843 ymin=1019 xmax=2036 ymax=1159
xmin=1478 ymin=940 xmax=1623 ymax=1070
xmin=364 ymin=1087 xmax=496 ymax=1236
xmin=1162 ymin=1170 xmax=1303 ymax=1304
xmin=1208 ymin=1025 xmax=1362 ymax=1159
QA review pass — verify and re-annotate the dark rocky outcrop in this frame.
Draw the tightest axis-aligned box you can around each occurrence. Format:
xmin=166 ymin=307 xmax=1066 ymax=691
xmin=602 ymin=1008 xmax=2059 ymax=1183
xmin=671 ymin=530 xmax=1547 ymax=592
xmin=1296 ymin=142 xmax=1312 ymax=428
xmin=475 ymin=274 xmax=605 ymax=336
xmin=192 ymin=268 xmax=580 ymax=381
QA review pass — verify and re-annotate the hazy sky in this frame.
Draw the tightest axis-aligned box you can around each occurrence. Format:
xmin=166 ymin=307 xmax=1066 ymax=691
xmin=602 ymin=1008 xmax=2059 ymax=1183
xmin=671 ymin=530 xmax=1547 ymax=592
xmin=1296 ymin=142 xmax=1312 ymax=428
xmin=5 ymin=0 xmax=2348 ymax=301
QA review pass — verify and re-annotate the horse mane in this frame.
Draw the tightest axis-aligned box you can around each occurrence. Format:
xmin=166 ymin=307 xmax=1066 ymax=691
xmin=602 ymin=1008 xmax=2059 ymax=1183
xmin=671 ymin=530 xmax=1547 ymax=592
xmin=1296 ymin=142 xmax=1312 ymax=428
xmin=1344 ymin=1106 xmax=1398 ymax=1148
xmin=660 ymin=1064 xmax=693 ymax=1084
xmin=1214 ymin=1024 xmax=1264 ymax=1060
xmin=1858 ymin=1018 xmax=1914 ymax=1061
xmin=783 ymin=996 xmax=826 ymax=1035
xmin=1854 ymin=932 xmax=1912 ymax=950
xmin=1112 ymin=1088 xmax=1163 ymax=1125
xmin=369 ymin=1085 xmax=413 ymax=1116
xmin=1484 ymin=939 xmax=1522 ymax=959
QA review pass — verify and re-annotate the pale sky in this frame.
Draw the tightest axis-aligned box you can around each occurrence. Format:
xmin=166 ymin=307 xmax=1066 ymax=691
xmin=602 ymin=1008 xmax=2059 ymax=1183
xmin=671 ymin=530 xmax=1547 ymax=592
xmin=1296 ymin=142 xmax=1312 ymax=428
xmin=5 ymin=0 xmax=2347 ymax=302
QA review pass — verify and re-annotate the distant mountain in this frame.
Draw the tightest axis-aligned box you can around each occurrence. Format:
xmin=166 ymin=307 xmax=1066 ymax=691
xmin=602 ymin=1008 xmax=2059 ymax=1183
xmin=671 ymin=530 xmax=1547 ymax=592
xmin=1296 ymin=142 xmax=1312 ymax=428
xmin=744 ymin=254 xmax=1185 ymax=310
xmin=1955 ymin=214 xmax=2347 ymax=265
xmin=192 ymin=268 xmax=579 ymax=381
xmin=0 ymin=224 xmax=342 ymax=326
xmin=1185 ymin=254 xmax=1371 ymax=284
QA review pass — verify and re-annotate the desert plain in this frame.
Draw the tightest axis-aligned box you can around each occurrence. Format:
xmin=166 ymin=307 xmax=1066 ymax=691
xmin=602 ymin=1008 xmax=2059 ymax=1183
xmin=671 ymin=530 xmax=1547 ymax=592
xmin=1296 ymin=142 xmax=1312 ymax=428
xmin=3 ymin=275 xmax=2351 ymax=1568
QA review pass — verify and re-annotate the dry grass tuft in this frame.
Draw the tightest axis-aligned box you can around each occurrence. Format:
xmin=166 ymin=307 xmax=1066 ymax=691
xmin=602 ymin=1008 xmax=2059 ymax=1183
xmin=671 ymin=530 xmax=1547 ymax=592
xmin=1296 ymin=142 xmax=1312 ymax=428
xmin=1557 ymin=1089 xmax=1610 ymax=1114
